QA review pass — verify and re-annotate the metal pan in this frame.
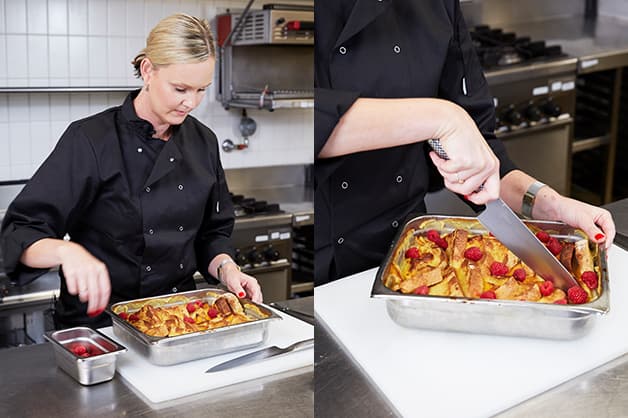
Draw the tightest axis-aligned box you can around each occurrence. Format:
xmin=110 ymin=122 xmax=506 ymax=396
xmin=371 ymin=215 xmax=609 ymax=340
xmin=106 ymin=288 xmax=281 ymax=366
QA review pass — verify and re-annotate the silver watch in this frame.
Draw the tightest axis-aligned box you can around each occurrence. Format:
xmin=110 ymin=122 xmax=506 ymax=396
xmin=521 ymin=181 xmax=546 ymax=219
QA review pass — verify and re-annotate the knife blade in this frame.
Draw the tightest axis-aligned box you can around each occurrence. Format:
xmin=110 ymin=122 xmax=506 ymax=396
xmin=205 ymin=338 xmax=314 ymax=373
xmin=427 ymin=139 xmax=579 ymax=290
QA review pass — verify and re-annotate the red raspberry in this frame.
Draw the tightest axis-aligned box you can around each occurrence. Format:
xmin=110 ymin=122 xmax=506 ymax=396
xmin=405 ymin=247 xmax=420 ymax=259
xmin=435 ymin=237 xmax=448 ymax=249
xmin=567 ymin=286 xmax=588 ymax=304
xmin=546 ymin=237 xmax=563 ymax=256
xmin=553 ymin=299 xmax=567 ymax=305
xmin=413 ymin=285 xmax=430 ymax=295
xmin=489 ymin=262 xmax=508 ymax=276
xmin=207 ymin=307 xmax=219 ymax=319
xmin=186 ymin=302 xmax=197 ymax=313
xmin=512 ymin=268 xmax=526 ymax=282
xmin=426 ymin=229 xmax=441 ymax=242
xmin=536 ymin=231 xmax=550 ymax=243
xmin=183 ymin=316 xmax=195 ymax=324
xmin=72 ymin=344 xmax=87 ymax=356
xmin=128 ymin=313 xmax=139 ymax=322
xmin=480 ymin=290 xmax=496 ymax=299
xmin=581 ymin=271 xmax=598 ymax=289
xmin=538 ymin=280 xmax=554 ymax=296
xmin=118 ymin=312 xmax=128 ymax=320
xmin=464 ymin=247 xmax=483 ymax=262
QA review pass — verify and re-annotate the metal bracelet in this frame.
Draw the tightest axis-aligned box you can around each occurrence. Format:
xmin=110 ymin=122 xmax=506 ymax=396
xmin=521 ymin=180 xmax=546 ymax=219
xmin=217 ymin=258 xmax=241 ymax=282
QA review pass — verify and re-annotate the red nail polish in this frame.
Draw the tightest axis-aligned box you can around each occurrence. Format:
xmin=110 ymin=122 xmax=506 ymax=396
xmin=87 ymin=309 xmax=104 ymax=318
xmin=238 ymin=292 xmax=245 ymax=298
xmin=595 ymin=233 xmax=605 ymax=240
xmin=464 ymin=195 xmax=470 ymax=200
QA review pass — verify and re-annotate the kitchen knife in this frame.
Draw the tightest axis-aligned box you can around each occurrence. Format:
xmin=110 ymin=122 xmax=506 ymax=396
xmin=205 ymin=338 xmax=314 ymax=373
xmin=427 ymin=139 xmax=579 ymax=290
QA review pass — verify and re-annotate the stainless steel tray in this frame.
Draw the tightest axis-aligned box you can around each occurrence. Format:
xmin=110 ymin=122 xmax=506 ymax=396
xmin=371 ymin=215 xmax=610 ymax=340
xmin=44 ymin=326 xmax=127 ymax=385
xmin=106 ymin=288 xmax=281 ymax=366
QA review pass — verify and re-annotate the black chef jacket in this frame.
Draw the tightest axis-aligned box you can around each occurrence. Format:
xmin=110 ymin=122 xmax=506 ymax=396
xmin=314 ymin=0 xmax=517 ymax=285
xmin=0 ymin=90 xmax=234 ymax=328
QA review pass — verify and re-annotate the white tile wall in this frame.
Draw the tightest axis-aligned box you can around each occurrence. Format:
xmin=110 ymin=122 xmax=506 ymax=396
xmin=0 ymin=0 xmax=314 ymax=181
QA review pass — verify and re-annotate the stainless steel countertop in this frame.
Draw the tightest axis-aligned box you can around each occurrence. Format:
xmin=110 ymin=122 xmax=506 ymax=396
xmin=232 ymin=185 xmax=314 ymax=226
xmin=502 ymin=16 xmax=628 ymax=72
xmin=315 ymin=199 xmax=628 ymax=417
xmin=0 ymin=296 xmax=313 ymax=417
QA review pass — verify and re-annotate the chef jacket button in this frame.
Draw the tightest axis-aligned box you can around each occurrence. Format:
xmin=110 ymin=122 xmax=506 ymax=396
xmin=145 ymin=265 xmax=152 ymax=272
xmin=341 ymin=181 xmax=349 ymax=190
xmin=148 ymin=228 xmax=154 ymax=235
xmin=137 ymin=147 xmax=143 ymax=153
xmin=145 ymin=186 xmax=151 ymax=193
xmin=169 ymin=157 xmax=175 ymax=162
xmin=339 ymin=46 xmax=347 ymax=55
xmin=178 ymin=225 xmax=184 ymax=231
xmin=392 ymin=220 xmax=399 ymax=228
xmin=337 ymin=237 xmax=344 ymax=244
xmin=396 ymin=175 xmax=403 ymax=183
xmin=179 ymin=263 xmax=184 ymax=270
xmin=172 ymin=287 xmax=178 ymax=293
xmin=178 ymin=184 xmax=184 ymax=190
xmin=393 ymin=45 xmax=401 ymax=54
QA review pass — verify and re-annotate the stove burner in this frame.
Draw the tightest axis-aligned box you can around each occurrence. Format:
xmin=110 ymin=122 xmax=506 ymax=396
xmin=230 ymin=193 xmax=283 ymax=217
xmin=471 ymin=25 xmax=565 ymax=70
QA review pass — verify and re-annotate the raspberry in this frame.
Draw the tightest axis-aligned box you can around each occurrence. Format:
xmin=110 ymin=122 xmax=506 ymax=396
xmin=128 ymin=313 xmax=139 ymax=322
xmin=480 ymin=290 xmax=496 ymax=299
xmin=512 ymin=268 xmax=526 ymax=282
xmin=183 ymin=316 xmax=195 ymax=324
xmin=489 ymin=262 xmax=508 ymax=276
xmin=539 ymin=280 xmax=554 ymax=296
xmin=426 ymin=229 xmax=441 ymax=242
xmin=413 ymin=285 xmax=430 ymax=295
xmin=435 ymin=237 xmax=448 ymax=249
xmin=118 ymin=312 xmax=128 ymax=320
xmin=581 ymin=271 xmax=599 ymax=289
xmin=546 ymin=237 xmax=563 ymax=256
xmin=567 ymin=286 xmax=588 ymax=304
xmin=554 ymin=299 xmax=567 ymax=305
xmin=464 ymin=247 xmax=484 ymax=262
xmin=536 ymin=231 xmax=550 ymax=243
xmin=207 ymin=307 xmax=219 ymax=319
xmin=186 ymin=302 xmax=197 ymax=313
xmin=72 ymin=344 xmax=87 ymax=356
xmin=405 ymin=247 xmax=420 ymax=259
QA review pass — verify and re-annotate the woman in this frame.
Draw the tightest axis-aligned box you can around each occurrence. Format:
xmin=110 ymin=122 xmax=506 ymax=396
xmin=314 ymin=0 xmax=615 ymax=284
xmin=0 ymin=13 xmax=262 ymax=328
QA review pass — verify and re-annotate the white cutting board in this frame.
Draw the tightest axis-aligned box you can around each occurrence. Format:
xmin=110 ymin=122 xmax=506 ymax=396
xmin=100 ymin=309 xmax=313 ymax=404
xmin=315 ymin=245 xmax=628 ymax=418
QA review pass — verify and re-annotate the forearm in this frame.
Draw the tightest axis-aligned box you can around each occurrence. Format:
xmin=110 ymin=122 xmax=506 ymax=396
xmin=19 ymin=238 xmax=78 ymax=268
xmin=318 ymin=97 xmax=467 ymax=158
xmin=500 ymin=170 xmax=560 ymax=220
xmin=208 ymin=253 xmax=238 ymax=281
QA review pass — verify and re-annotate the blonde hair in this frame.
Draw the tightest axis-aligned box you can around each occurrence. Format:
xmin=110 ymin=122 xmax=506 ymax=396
xmin=132 ymin=13 xmax=216 ymax=78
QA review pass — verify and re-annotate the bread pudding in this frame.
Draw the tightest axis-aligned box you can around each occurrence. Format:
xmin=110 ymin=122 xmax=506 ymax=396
xmin=113 ymin=292 xmax=269 ymax=337
xmin=383 ymin=227 xmax=600 ymax=305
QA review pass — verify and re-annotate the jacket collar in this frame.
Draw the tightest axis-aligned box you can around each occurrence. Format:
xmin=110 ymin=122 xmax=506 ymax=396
xmin=334 ymin=0 xmax=391 ymax=49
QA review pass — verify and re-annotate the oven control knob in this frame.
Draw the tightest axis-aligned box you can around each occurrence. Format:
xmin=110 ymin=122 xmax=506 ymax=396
xmin=234 ymin=249 xmax=248 ymax=267
xmin=541 ymin=98 xmax=562 ymax=118
xmin=524 ymin=102 xmax=542 ymax=122
xmin=247 ymin=248 xmax=265 ymax=265
xmin=263 ymin=245 xmax=281 ymax=262
xmin=503 ymin=105 xmax=523 ymax=126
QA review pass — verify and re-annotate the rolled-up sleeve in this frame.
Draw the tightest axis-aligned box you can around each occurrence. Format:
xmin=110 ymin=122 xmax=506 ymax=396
xmin=1 ymin=124 xmax=99 ymax=284
xmin=194 ymin=142 xmax=235 ymax=282
xmin=314 ymin=87 xmax=360 ymax=158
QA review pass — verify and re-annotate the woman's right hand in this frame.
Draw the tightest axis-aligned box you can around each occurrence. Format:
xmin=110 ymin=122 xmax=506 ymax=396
xmin=57 ymin=242 xmax=112 ymax=316
xmin=428 ymin=103 xmax=501 ymax=204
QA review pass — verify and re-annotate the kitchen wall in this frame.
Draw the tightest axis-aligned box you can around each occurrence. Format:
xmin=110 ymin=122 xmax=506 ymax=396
xmin=0 ymin=0 xmax=313 ymax=181
xmin=461 ymin=0 xmax=586 ymax=27
xmin=600 ymin=0 xmax=628 ymax=20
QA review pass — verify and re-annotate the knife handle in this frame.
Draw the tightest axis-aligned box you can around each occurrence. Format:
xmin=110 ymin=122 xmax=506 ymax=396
xmin=427 ymin=139 xmax=484 ymax=192
xmin=289 ymin=338 xmax=314 ymax=352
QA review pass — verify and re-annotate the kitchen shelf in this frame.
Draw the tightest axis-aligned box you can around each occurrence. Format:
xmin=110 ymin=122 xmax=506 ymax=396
xmin=572 ymin=134 xmax=611 ymax=153
xmin=0 ymin=86 xmax=139 ymax=93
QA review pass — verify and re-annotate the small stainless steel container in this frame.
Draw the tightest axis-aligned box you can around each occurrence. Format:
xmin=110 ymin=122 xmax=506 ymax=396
xmin=44 ymin=327 xmax=127 ymax=385
xmin=107 ymin=288 xmax=281 ymax=366
xmin=371 ymin=215 xmax=610 ymax=340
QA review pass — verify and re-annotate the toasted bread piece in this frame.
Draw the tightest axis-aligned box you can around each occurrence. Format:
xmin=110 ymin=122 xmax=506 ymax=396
xmin=559 ymin=242 xmax=575 ymax=271
xmin=467 ymin=268 xmax=484 ymax=298
xmin=450 ymin=229 xmax=468 ymax=268
xmin=399 ymin=267 xmax=443 ymax=293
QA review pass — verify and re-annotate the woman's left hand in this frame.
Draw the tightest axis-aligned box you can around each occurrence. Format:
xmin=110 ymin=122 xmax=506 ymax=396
xmin=553 ymin=196 xmax=615 ymax=250
xmin=219 ymin=263 xmax=264 ymax=303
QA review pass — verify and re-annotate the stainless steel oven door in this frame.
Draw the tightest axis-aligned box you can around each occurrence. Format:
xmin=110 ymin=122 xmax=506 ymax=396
xmin=243 ymin=261 xmax=292 ymax=303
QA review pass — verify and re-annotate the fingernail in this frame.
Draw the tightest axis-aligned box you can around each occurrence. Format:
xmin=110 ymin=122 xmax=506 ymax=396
xmin=464 ymin=195 xmax=470 ymax=201
xmin=87 ymin=309 xmax=104 ymax=318
xmin=238 ymin=292 xmax=245 ymax=298
xmin=595 ymin=233 xmax=605 ymax=241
